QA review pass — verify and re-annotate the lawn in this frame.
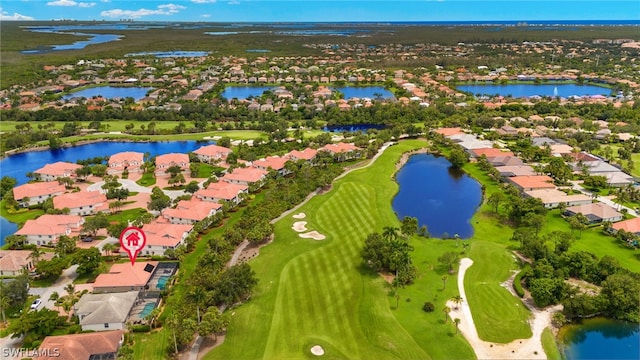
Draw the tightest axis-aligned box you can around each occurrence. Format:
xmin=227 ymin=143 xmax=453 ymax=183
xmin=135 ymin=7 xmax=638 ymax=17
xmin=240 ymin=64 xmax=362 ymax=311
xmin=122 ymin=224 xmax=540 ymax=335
xmin=105 ymin=208 xmax=150 ymax=224
xmin=0 ymin=199 xmax=43 ymax=224
xmin=136 ymin=173 xmax=156 ymax=187
xmin=542 ymin=327 xmax=563 ymax=360
xmin=206 ymin=140 xmax=474 ymax=360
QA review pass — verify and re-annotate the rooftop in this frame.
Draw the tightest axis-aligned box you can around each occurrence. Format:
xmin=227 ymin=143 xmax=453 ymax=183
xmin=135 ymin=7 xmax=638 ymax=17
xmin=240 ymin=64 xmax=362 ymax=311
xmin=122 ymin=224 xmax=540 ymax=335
xmin=38 ymin=330 xmax=124 ymax=360
xmin=93 ymin=261 xmax=158 ymax=289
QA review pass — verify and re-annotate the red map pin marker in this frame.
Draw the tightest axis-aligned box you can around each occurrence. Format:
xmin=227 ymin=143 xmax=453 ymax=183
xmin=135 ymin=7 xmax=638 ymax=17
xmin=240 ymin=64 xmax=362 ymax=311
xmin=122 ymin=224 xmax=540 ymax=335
xmin=119 ymin=226 xmax=146 ymax=265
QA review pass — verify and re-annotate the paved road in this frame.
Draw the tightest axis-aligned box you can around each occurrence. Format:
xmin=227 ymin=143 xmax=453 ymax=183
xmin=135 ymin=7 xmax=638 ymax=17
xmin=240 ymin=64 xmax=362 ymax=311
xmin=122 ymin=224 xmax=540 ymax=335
xmin=87 ymin=179 xmax=152 ymax=193
xmin=28 ymin=265 xmax=79 ymax=311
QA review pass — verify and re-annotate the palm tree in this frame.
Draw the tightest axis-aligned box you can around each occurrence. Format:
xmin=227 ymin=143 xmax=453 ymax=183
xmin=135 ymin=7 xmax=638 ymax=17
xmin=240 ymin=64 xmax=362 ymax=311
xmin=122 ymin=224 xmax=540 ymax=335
xmin=382 ymin=226 xmax=399 ymax=241
xmin=145 ymin=308 xmax=161 ymax=330
xmin=29 ymin=247 xmax=44 ymax=263
xmin=49 ymin=291 xmax=60 ymax=312
xmin=443 ymin=306 xmax=451 ymax=323
xmin=451 ymin=295 xmax=463 ymax=310
xmin=0 ymin=289 xmax=10 ymax=324
xmin=187 ymin=287 xmax=207 ymax=324
xmin=441 ymin=275 xmax=448 ymax=290
xmin=454 ymin=318 xmax=461 ymax=334
xmin=65 ymin=284 xmax=76 ymax=302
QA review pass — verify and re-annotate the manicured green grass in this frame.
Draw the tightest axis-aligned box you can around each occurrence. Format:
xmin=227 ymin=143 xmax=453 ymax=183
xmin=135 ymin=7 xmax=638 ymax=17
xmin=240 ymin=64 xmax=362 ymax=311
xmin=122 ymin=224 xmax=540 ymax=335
xmin=542 ymin=327 xmax=562 ymax=360
xmin=105 ymin=208 xmax=150 ymax=223
xmin=206 ymin=140 xmax=474 ymax=360
xmin=465 ymin=241 xmax=532 ymax=343
xmin=136 ymin=173 xmax=156 ymax=187
xmin=543 ymin=211 xmax=640 ymax=271
xmin=132 ymin=331 xmax=170 ymax=360
xmin=0 ymin=199 xmax=43 ymax=225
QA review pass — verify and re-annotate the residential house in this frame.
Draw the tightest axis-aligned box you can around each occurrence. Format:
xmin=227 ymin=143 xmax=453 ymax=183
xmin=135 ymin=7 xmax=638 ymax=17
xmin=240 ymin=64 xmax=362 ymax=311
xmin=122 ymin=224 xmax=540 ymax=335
xmin=319 ymin=143 xmax=362 ymax=161
xmin=15 ymin=214 xmax=84 ymax=246
xmin=221 ymin=167 xmax=268 ymax=188
xmin=564 ymin=203 xmax=623 ymax=224
xmin=495 ymin=165 xmax=536 ymax=177
xmin=53 ymin=191 xmax=108 ymax=216
xmin=549 ymin=144 xmax=574 ymax=156
xmin=108 ymin=152 xmax=144 ymax=174
xmin=252 ymin=156 xmax=290 ymax=175
xmin=162 ymin=200 xmax=221 ymax=224
xmin=142 ymin=221 xmax=193 ymax=256
xmin=13 ymin=182 xmax=66 ymax=207
xmin=523 ymin=189 xmax=592 ymax=209
xmin=155 ymin=153 xmax=189 ymax=176
xmin=508 ymin=175 xmax=556 ymax=192
xmin=487 ymin=156 xmax=524 ymax=167
xmin=38 ymin=330 xmax=124 ymax=360
xmin=93 ymin=262 xmax=158 ymax=293
xmin=286 ymin=148 xmax=318 ymax=162
xmin=0 ymin=250 xmax=54 ymax=276
xmin=611 ymin=218 xmax=640 ymax=235
xmin=74 ymin=291 xmax=138 ymax=331
xmin=35 ymin=162 xmax=82 ymax=181
xmin=470 ymin=148 xmax=514 ymax=159
xmin=194 ymin=182 xmax=248 ymax=205
xmin=193 ymin=144 xmax=232 ymax=163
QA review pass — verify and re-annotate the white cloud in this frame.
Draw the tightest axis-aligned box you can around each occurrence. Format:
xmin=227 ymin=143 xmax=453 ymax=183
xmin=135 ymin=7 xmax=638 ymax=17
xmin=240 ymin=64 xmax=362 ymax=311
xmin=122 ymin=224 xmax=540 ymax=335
xmin=0 ymin=8 xmax=34 ymax=20
xmin=47 ymin=0 xmax=96 ymax=7
xmin=192 ymin=0 xmax=216 ymax=3
xmin=201 ymin=14 xmax=211 ymax=18
xmin=228 ymin=0 xmax=239 ymax=4
xmin=100 ymin=3 xmax=186 ymax=18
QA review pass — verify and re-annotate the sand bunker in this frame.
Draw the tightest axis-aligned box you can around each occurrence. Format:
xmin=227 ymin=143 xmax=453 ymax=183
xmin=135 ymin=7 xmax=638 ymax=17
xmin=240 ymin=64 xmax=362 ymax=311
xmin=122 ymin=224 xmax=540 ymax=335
xmin=292 ymin=212 xmax=306 ymax=219
xmin=300 ymin=231 xmax=326 ymax=240
xmin=310 ymin=345 xmax=325 ymax=356
xmin=292 ymin=221 xmax=307 ymax=232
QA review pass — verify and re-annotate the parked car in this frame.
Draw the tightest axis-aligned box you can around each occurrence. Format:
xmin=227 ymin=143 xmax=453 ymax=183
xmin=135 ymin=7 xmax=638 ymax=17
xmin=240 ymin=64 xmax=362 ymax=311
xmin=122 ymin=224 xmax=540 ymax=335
xmin=30 ymin=299 xmax=41 ymax=310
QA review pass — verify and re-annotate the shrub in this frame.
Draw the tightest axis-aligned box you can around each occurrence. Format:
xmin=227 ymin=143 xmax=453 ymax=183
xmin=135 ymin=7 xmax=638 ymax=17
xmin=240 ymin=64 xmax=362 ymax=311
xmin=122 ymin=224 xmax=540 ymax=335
xmin=513 ymin=270 xmax=526 ymax=298
xmin=131 ymin=324 xmax=151 ymax=333
xmin=423 ymin=302 xmax=435 ymax=312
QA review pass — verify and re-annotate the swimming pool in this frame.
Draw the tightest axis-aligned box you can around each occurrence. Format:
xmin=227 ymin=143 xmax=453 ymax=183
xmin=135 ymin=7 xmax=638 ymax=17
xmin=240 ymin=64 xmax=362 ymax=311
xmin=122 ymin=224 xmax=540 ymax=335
xmin=157 ymin=276 xmax=170 ymax=290
xmin=139 ymin=303 xmax=156 ymax=318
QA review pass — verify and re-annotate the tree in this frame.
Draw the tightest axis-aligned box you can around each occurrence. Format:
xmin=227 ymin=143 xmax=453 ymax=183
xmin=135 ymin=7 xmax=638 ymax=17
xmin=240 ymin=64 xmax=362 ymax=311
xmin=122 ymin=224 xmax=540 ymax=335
xmin=382 ymin=226 xmax=399 ymax=241
xmin=4 ymin=272 xmax=29 ymax=307
xmin=443 ymin=306 xmax=451 ymax=323
xmin=544 ymin=157 xmax=573 ymax=185
xmin=187 ymin=286 xmax=208 ymax=324
xmin=0 ymin=176 xmax=17 ymax=198
xmin=447 ymin=147 xmax=469 ymax=169
xmin=148 ymin=186 xmax=171 ymax=211
xmin=49 ymin=291 xmax=60 ymax=312
xmin=600 ymin=273 xmax=640 ymax=321
xmin=0 ymin=289 xmax=9 ymax=324
xmin=487 ymin=192 xmax=505 ymax=214
xmin=522 ymin=213 xmax=546 ymax=236
xmin=145 ymin=308 xmax=161 ymax=330
xmin=55 ymin=235 xmax=77 ymax=257
xmin=8 ymin=308 xmax=64 ymax=343
xmin=102 ymin=242 xmax=118 ymax=259
xmin=568 ymin=214 xmax=588 ymax=237
xmin=454 ymin=318 xmax=461 ymax=334
xmin=400 ymin=216 xmax=418 ymax=237
xmin=29 ymin=247 xmax=44 ymax=263
xmin=198 ymin=307 xmax=229 ymax=341
xmin=441 ymin=275 xmax=448 ymax=290
xmin=167 ymin=165 xmax=183 ymax=178
xmin=451 ymin=295 xmax=463 ymax=310
xmin=185 ymin=181 xmax=200 ymax=194
xmin=212 ymin=263 xmax=258 ymax=306
xmin=438 ymin=251 xmax=459 ymax=273
xmin=35 ymin=257 xmax=68 ymax=279
xmin=73 ymin=247 xmax=102 ymax=275
xmin=82 ymin=213 xmax=109 ymax=236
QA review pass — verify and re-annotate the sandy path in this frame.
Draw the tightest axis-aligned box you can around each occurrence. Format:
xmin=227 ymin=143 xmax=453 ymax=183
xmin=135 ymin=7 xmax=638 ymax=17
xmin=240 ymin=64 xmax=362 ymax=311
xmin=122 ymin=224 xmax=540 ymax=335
xmin=447 ymin=258 xmax=560 ymax=360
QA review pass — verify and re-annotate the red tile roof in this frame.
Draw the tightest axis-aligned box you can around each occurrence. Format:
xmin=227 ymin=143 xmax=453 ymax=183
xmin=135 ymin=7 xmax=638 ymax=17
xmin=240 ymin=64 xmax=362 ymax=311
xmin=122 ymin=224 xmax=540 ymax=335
xmin=471 ymin=148 xmax=515 ymax=158
xmin=195 ymin=182 xmax=248 ymax=201
xmin=39 ymin=330 xmax=124 ymax=360
xmin=162 ymin=200 xmax=221 ymax=222
xmin=253 ymin=156 xmax=288 ymax=171
xmin=93 ymin=262 xmax=158 ymax=289
xmin=155 ymin=153 xmax=189 ymax=167
xmin=13 ymin=181 xmax=66 ymax=200
xmin=142 ymin=221 xmax=193 ymax=247
xmin=15 ymin=214 xmax=84 ymax=237
xmin=53 ymin=191 xmax=107 ymax=211
xmin=109 ymin=152 xmax=143 ymax=165
xmin=612 ymin=217 xmax=640 ymax=233
xmin=221 ymin=167 xmax=268 ymax=184
xmin=0 ymin=250 xmax=54 ymax=272
xmin=319 ymin=142 xmax=360 ymax=154
xmin=286 ymin=148 xmax=317 ymax=161
xmin=509 ymin=175 xmax=556 ymax=190
xmin=434 ymin=127 xmax=464 ymax=136
xmin=35 ymin=161 xmax=82 ymax=178
xmin=193 ymin=144 xmax=232 ymax=158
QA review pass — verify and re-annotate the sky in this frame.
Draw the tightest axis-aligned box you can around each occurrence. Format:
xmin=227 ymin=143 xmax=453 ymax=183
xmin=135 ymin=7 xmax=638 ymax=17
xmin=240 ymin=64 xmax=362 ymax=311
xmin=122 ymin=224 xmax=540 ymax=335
xmin=1 ymin=0 xmax=639 ymax=22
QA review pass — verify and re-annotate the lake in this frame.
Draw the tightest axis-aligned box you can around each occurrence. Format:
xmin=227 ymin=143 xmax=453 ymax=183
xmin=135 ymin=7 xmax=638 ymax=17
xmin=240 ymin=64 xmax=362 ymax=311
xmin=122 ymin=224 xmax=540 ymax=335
xmin=0 ymin=140 xmax=213 ymax=244
xmin=63 ymin=87 xmax=154 ymax=101
xmin=221 ymin=86 xmax=273 ymax=100
xmin=392 ymin=154 xmax=482 ymax=238
xmin=334 ymin=86 xmax=393 ymax=99
xmin=561 ymin=318 xmax=639 ymax=360
xmin=125 ymin=51 xmax=210 ymax=58
xmin=456 ymin=83 xmax=612 ymax=98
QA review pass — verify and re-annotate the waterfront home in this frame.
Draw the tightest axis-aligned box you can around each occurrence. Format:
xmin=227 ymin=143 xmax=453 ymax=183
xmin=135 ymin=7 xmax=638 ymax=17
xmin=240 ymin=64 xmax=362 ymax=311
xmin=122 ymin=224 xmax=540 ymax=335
xmin=495 ymin=165 xmax=536 ymax=177
xmin=469 ymin=148 xmax=514 ymax=159
xmin=523 ymin=189 xmax=592 ymax=209
xmin=74 ymin=291 xmax=138 ymax=331
xmin=108 ymin=152 xmax=144 ymax=174
xmin=319 ymin=143 xmax=362 ymax=161
xmin=193 ymin=144 xmax=232 ymax=163
xmin=93 ymin=262 xmax=158 ymax=293
xmin=38 ymin=330 xmax=124 ymax=360
xmin=564 ymin=203 xmax=623 ymax=224
xmin=252 ymin=156 xmax=290 ymax=175
xmin=141 ymin=221 xmax=193 ymax=256
xmin=34 ymin=161 xmax=82 ymax=181
xmin=15 ymin=214 xmax=84 ymax=246
xmin=221 ymin=167 xmax=268 ymax=188
xmin=434 ymin=127 xmax=464 ymax=137
xmin=487 ymin=155 xmax=524 ymax=167
xmin=13 ymin=181 xmax=66 ymax=207
xmin=508 ymin=175 xmax=556 ymax=192
xmin=194 ymin=182 xmax=248 ymax=205
xmin=53 ymin=191 xmax=108 ymax=216
xmin=286 ymin=148 xmax=318 ymax=162
xmin=0 ymin=250 xmax=55 ymax=276
xmin=161 ymin=200 xmax=221 ymax=224
xmin=155 ymin=153 xmax=189 ymax=176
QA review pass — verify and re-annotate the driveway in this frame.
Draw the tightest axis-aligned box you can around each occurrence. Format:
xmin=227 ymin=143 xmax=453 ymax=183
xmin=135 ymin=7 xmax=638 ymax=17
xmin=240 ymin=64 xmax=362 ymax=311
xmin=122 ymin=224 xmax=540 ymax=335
xmin=569 ymin=181 xmax=638 ymax=216
xmin=28 ymin=265 xmax=79 ymax=311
